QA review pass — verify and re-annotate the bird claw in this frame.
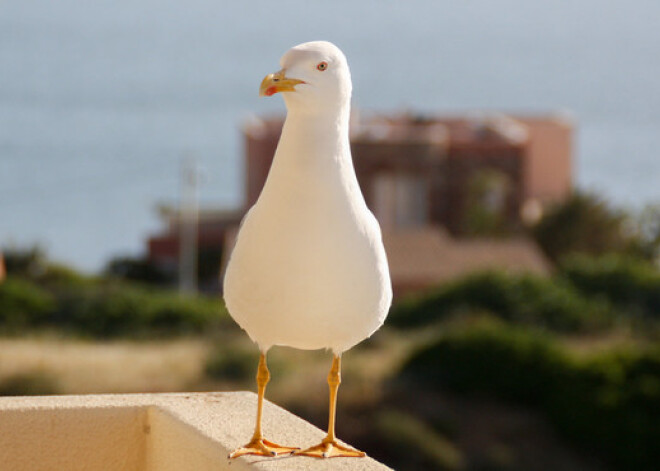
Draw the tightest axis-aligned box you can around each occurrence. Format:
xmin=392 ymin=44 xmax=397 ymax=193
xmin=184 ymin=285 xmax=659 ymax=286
xmin=229 ymin=437 xmax=298 ymax=459
xmin=294 ymin=438 xmax=365 ymax=459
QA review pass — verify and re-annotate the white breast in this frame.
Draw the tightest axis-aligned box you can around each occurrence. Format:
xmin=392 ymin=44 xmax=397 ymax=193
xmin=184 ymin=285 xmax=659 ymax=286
xmin=223 ymin=114 xmax=392 ymax=353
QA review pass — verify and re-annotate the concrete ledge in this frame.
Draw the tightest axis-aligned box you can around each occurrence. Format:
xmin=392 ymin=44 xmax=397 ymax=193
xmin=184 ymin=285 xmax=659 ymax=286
xmin=0 ymin=392 xmax=391 ymax=470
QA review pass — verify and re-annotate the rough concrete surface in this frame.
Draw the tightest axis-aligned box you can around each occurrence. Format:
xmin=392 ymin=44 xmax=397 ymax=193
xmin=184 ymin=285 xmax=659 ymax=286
xmin=0 ymin=391 xmax=391 ymax=471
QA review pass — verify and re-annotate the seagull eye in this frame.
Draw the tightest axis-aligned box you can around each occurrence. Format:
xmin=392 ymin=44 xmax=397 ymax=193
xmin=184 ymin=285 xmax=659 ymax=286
xmin=316 ymin=61 xmax=328 ymax=71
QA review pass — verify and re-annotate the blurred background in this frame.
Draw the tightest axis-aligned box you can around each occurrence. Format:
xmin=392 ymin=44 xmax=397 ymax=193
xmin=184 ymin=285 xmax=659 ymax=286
xmin=1 ymin=1 xmax=659 ymax=470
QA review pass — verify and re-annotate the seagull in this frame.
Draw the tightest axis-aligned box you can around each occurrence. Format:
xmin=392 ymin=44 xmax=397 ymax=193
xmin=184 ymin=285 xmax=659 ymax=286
xmin=224 ymin=40 xmax=392 ymax=459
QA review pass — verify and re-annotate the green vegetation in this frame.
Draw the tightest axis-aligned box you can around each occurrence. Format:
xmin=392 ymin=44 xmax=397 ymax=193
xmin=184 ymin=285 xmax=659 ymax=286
xmin=205 ymin=346 xmax=259 ymax=381
xmin=386 ymin=253 xmax=660 ymax=470
xmin=0 ymin=248 xmax=228 ymax=338
xmin=0 ymin=278 xmax=55 ymax=331
xmin=463 ymin=169 xmax=512 ymax=236
xmin=397 ymin=320 xmax=660 ymax=470
xmin=104 ymin=256 xmax=174 ymax=285
xmin=532 ymin=192 xmax=629 ymax=263
xmin=399 ymin=320 xmax=563 ymax=402
xmin=560 ymin=254 xmax=660 ymax=319
xmin=390 ymin=271 xmax=612 ymax=333
xmin=104 ymin=246 xmax=223 ymax=288
xmin=531 ymin=192 xmax=660 ymax=264
xmin=49 ymin=281 xmax=226 ymax=338
xmin=377 ymin=410 xmax=465 ymax=470
xmin=0 ymin=370 xmax=60 ymax=396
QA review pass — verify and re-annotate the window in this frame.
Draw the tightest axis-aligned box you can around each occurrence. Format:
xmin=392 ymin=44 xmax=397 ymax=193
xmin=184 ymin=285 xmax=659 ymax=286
xmin=373 ymin=173 xmax=429 ymax=229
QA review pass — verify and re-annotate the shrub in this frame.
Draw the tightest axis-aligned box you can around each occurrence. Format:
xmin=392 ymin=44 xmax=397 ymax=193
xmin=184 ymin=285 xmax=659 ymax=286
xmin=390 ymin=271 xmax=611 ymax=333
xmin=0 ymin=278 xmax=55 ymax=331
xmin=560 ymin=254 xmax=660 ymax=318
xmin=0 ymin=274 xmax=227 ymax=338
xmin=398 ymin=321 xmax=660 ymax=470
xmin=205 ymin=348 xmax=258 ymax=381
xmin=398 ymin=320 xmax=566 ymax=403
xmin=38 ymin=264 xmax=97 ymax=288
xmin=377 ymin=410 xmax=464 ymax=470
xmin=2 ymin=246 xmax=49 ymax=279
xmin=0 ymin=371 xmax=60 ymax=396
xmin=204 ymin=346 xmax=291 ymax=383
xmin=51 ymin=282 xmax=227 ymax=338
xmin=548 ymin=347 xmax=660 ymax=468
xmin=0 ymin=246 xmax=229 ymax=337
xmin=104 ymin=256 xmax=174 ymax=285
xmin=531 ymin=192 xmax=630 ymax=263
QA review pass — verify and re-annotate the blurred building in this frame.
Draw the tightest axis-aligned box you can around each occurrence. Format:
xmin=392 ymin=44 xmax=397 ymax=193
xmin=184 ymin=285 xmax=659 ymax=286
xmin=147 ymin=206 xmax=242 ymax=291
xmin=148 ymin=111 xmax=570 ymax=295
xmin=245 ymin=112 xmax=572 ymax=233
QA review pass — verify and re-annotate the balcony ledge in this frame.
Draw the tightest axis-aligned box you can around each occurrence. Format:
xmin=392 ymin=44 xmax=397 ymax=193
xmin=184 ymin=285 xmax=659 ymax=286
xmin=0 ymin=391 xmax=391 ymax=470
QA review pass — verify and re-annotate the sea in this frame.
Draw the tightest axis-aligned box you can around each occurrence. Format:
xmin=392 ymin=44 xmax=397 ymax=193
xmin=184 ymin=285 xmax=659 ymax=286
xmin=1 ymin=0 xmax=659 ymax=271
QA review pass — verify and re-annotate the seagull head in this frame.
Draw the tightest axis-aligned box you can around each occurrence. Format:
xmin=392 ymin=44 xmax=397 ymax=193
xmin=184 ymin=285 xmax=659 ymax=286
xmin=259 ymin=41 xmax=352 ymax=114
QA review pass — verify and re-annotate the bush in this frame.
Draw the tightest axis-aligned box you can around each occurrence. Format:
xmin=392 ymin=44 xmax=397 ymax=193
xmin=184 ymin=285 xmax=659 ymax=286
xmin=204 ymin=346 xmax=290 ymax=383
xmin=560 ymin=254 xmax=660 ymax=319
xmin=104 ymin=256 xmax=174 ymax=285
xmin=399 ymin=320 xmax=565 ymax=403
xmin=390 ymin=271 xmax=611 ymax=333
xmin=531 ymin=192 xmax=631 ymax=263
xmin=398 ymin=321 xmax=660 ymax=470
xmin=2 ymin=246 xmax=49 ymax=279
xmin=51 ymin=282 xmax=227 ymax=338
xmin=0 ymin=278 xmax=55 ymax=331
xmin=377 ymin=410 xmax=464 ymax=470
xmin=205 ymin=348 xmax=259 ymax=381
xmin=0 ymin=274 xmax=227 ymax=338
xmin=0 ymin=371 xmax=60 ymax=396
xmin=549 ymin=348 xmax=660 ymax=468
xmin=38 ymin=264 xmax=97 ymax=288
xmin=0 ymin=246 xmax=228 ymax=337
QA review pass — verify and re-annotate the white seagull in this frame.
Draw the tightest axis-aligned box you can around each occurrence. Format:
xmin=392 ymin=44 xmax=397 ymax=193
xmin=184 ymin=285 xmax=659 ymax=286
xmin=224 ymin=40 xmax=392 ymax=459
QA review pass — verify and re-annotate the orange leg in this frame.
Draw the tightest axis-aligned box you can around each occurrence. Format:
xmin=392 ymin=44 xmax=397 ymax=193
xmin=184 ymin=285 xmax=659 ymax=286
xmin=229 ymin=352 xmax=298 ymax=458
xmin=295 ymin=354 xmax=366 ymax=458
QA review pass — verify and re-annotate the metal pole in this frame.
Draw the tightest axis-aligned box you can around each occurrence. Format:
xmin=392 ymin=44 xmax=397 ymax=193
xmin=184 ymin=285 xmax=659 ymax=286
xmin=179 ymin=155 xmax=198 ymax=294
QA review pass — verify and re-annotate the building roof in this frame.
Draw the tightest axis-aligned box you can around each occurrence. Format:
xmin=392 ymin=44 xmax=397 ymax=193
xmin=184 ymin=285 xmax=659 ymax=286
xmin=244 ymin=112 xmax=531 ymax=146
xmin=382 ymin=226 xmax=551 ymax=295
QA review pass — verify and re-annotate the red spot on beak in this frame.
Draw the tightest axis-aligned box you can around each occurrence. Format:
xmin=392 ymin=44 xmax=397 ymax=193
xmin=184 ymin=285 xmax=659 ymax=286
xmin=265 ymin=86 xmax=277 ymax=96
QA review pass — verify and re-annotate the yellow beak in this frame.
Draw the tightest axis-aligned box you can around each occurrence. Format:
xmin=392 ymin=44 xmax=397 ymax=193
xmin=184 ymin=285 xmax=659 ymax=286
xmin=259 ymin=70 xmax=306 ymax=97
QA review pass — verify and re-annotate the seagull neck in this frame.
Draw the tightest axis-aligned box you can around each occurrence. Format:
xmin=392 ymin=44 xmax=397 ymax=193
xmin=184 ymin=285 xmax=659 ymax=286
xmin=265 ymin=105 xmax=363 ymax=202
xmin=281 ymin=107 xmax=351 ymax=158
